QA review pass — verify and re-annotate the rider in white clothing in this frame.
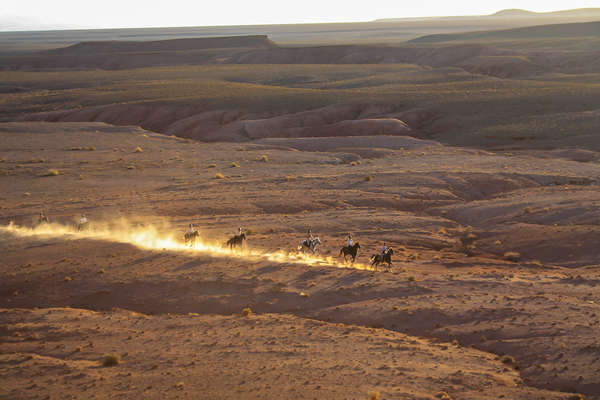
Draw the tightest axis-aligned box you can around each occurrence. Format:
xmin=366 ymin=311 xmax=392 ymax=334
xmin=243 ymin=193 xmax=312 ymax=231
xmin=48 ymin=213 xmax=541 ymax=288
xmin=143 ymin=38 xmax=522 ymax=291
xmin=189 ymin=224 xmax=195 ymax=233
xmin=347 ymin=234 xmax=353 ymax=247
xmin=237 ymin=227 xmax=243 ymax=236
xmin=381 ymin=242 xmax=388 ymax=256
xmin=80 ymin=215 xmax=87 ymax=225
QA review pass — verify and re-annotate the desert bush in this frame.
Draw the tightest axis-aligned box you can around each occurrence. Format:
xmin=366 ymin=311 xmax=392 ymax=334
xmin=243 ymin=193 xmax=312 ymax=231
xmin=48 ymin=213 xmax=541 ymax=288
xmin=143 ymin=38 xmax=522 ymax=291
xmin=241 ymin=307 xmax=252 ymax=317
xmin=214 ymin=172 xmax=225 ymax=179
xmin=503 ymin=252 xmax=521 ymax=262
xmin=231 ymin=161 xmax=240 ymax=168
xmin=42 ymin=168 xmax=60 ymax=176
xmin=64 ymin=276 xmax=72 ymax=282
xmin=501 ymin=355 xmax=515 ymax=364
xmin=368 ymin=391 xmax=380 ymax=400
xmin=102 ymin=354 xmax=121 ymax=367
xmin=523 ymin=206 xmax=533 ymax=214
xmin=207 ymin=163 xmax=217 ymax=168
xmin=126 ymin=165 xmax=136 ymax=170
xmin=134 ymin=146 xmax=143 ymax=153
xmin=436 ymin=392 xmax=451 ymax=400
xmin=407 ymin=276 xmax=415 ymax=282
xmin=567 ymin=395 xmax=585 ymax=400
xmin=257 ymin=155 xmax=269 ymax=162
xmin=364 ymin=175 xmax=373 ymax=181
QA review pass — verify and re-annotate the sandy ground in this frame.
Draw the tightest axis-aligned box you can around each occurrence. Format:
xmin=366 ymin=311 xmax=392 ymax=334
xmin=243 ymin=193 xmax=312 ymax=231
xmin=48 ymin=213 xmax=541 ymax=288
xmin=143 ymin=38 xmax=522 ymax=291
xmin=1 ymin=122 xmax=599 ymax=399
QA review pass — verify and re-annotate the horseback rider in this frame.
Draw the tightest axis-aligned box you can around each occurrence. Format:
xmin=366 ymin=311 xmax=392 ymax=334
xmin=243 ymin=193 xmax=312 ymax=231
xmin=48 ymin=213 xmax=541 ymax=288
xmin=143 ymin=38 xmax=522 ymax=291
xmin=38 ymin=211 xmax=49 ymax=224
xmin=237 ymin=227 xmax=243 ymax=236
xmin=347 ymin=234 xmax=353 ymax=247
xmin=308 ymin=228 xmax=314 ymax=242
xmin=381 ymin=242 xmax=388 ymax=257
xmin=80 ymin=214 xmax=88 ymax=225
xmin=189 ymin=223 xmax=195 ymax=233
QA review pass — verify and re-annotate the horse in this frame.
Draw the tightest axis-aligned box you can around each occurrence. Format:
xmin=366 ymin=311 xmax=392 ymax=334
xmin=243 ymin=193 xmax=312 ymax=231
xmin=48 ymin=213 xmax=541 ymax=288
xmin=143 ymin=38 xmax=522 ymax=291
xmin=225 ymin=232 xmax=246 ymax=250
xmin=339 ymin=242 xmax=360 ymax=264
xmin=299 ymin=237 xmax=321 ymax=254
xmin=184 ymin=230 xmax=199 ymax=246
xmin=77 ymin=221 xmax=90 ymax=232
xmin=370 ymin=248 xmax=394 ymax=271
xmin=34 ymin=216 xmax=49 ymax=227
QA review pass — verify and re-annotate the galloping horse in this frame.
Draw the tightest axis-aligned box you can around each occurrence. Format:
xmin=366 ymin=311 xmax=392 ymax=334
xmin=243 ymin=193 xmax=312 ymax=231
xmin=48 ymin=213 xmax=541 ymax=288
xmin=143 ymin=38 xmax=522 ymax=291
xmin=184 ymin=230 xmax=199 ymax=246
xmin=370 ymin=248 xmax=394 ymax=271
xmin=339 ymin=242 xmax=361 ymax=264
xmin=299 ymin=237 xmax=321 ymax=254
xmin=225 ymin=232 xmax=246 ymax=250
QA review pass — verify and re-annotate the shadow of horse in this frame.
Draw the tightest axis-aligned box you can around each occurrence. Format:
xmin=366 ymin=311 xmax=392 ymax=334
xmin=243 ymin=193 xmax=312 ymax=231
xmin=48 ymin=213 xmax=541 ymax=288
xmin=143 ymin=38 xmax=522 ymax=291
xmin=370 ymin=248 xmax=394 ymax=271
xmin=225 ymin=232 xmax=246 ymax=250
xmin=339 ymin=243 xmax=360 ymax=264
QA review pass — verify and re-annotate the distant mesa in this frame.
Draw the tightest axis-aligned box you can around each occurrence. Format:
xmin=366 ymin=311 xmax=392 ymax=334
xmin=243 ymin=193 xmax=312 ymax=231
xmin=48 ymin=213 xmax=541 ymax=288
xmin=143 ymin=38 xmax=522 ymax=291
xmin=47 ymin=35 xmax=277 ymax=55
xmin=490 ymin=9 xmax=537 ymax=17
xmin=375 ymin=7 xmax=600 ymax=22
xmin=409 ymin=20 xmax=600 ymax=44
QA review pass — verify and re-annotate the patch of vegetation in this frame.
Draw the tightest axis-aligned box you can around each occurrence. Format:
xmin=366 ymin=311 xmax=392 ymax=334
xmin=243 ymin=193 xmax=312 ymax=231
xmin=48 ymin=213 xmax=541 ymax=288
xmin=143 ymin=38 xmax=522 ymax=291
xmin=501 ymin=355 xmax=515 ymax=364
xmin=207 ymin=163 xmax=217 ymax=168
xmin=42 ymin=168 xmax=60 ymax=176
xmin=67 ymin=146 xmax=95 ymax=151
xmin=503 ymin=251 xmax=521 ymax=262
xmin=364 ymin=175 xmax=373 ymax=181
xmin=214 ymin=172 xmax=225 ymax=179
xmin=241 ymin=307 xmax=253 ymax=317
xmin=102 ymin=354 xmax=121 ymax=367
xmin=435 ymin=392 xmax=452 ymax=400
xmin=367 ymin=391 xmax=380 ymax=400
xmin=257 ymin=155 xmax=269 ymax=162
xmin=231 ymin=161 xmax=240 ymax=168
xmin=134 ymin=146 xmax=143 ymax=153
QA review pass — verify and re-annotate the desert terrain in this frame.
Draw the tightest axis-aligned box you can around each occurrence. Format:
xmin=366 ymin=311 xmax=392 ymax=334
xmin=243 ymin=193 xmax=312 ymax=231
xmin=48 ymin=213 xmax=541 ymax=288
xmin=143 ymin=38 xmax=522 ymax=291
xmin=1 ymin=9 xmax=600 ymax=400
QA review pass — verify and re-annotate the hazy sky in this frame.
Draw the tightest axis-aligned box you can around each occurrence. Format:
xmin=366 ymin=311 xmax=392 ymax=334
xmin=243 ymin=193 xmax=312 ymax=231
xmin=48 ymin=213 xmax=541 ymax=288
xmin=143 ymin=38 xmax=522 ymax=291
xmin=1 ymin=0 xmax=598 ymax=28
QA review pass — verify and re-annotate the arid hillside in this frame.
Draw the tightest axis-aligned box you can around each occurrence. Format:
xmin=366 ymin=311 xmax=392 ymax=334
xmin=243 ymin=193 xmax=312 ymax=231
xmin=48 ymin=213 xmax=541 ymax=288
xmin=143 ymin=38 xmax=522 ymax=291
xmin=1 ymin=122 xmax=599 ymax=399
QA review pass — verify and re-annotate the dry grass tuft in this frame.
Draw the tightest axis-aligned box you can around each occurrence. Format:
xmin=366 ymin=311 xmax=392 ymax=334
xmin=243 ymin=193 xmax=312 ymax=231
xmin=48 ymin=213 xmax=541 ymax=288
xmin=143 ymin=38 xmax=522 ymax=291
xmin=231 ymin=161 xmax=240 ymax=168
xmin=214 ymin=172 xmax=225 ymax=179
xmin=523 ymin=206 xmax=533 ymax=214
xmin=134 ymin=146 xmax=143 ymax=153
xmin=207 ymin=163 xmax=217 ymax=168
xmin=64 ymin=276 xmax=72 ymax=282
xmin=241 ymin=307 xmax=253 ymax=317
xmin=364 ymin=175 xmax=373 ymax=181
xmin=258 ymin=155 xmax=269 ymax=162
xmin=503 ymin=252 xmax=521 ymax=262
xmin=435 ymin=392 xmax=452 ymax=400
xmin=102 ymin=354 xmax=121 ymax=367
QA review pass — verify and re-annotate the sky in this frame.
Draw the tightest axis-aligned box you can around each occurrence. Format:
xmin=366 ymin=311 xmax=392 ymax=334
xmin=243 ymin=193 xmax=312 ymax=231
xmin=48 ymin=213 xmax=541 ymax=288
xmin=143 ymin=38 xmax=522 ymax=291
xmin=1 ymin=0 xmax=598 ymax=29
